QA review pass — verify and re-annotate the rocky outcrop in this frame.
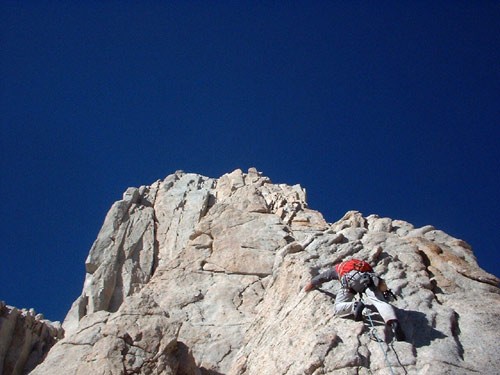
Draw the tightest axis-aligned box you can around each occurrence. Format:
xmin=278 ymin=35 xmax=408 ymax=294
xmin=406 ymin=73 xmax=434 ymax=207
xmin=30 ymin=168 xmax=499 ymax=374
xmin=0 ymin=302 xmax=63 ymax=375
xmin=228 ymin=212 xmax=499 ymax=375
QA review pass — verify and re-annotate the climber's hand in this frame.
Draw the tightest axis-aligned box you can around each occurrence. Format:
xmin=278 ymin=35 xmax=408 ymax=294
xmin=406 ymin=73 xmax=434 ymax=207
xmin=304 ymin=282 xmax=315 ymax=292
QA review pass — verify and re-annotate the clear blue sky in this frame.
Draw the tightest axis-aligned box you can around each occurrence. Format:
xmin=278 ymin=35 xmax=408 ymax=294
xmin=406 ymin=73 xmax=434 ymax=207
xmin=1 ymin=2 xmax=498 ymax=322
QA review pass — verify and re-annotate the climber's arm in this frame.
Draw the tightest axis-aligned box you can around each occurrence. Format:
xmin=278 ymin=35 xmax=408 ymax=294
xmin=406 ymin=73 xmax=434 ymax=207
xmin=304 ymin=268 xmax=339 ymax=292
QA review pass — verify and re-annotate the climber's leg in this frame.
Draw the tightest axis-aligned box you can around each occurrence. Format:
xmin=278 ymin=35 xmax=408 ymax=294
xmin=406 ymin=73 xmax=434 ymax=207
xmin=365 ymin=287 xmax=397 ymax=322
xmin=334 ymin=288 xmax=357 ymax=317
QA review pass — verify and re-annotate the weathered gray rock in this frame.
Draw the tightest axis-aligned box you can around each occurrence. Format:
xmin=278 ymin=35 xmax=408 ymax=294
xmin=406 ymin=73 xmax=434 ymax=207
xmin=32 ymin=293 xmax=182 ymax=375
xmin=0 ymin=302 xmax=63 ymax=375
xmin=229 ymin=211 xmax=499 ymax=374
xmin=30 ymin=169 xmax=499 ymax=374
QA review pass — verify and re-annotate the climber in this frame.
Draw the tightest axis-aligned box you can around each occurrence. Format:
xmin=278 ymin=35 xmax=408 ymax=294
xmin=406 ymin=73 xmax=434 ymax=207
xmin=304 ymin=258 xmax=405 ymax=341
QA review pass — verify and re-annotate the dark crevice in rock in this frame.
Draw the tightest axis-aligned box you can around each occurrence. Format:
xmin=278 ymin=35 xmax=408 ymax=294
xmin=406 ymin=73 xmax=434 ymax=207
xmin=215 ymin=345 xmax=233 ymax=368
xmin=417 ymin=250 xmax=444 ymax=296
xmin=450 ymin=311 xmax=464 ymax=360
xmin=108 ymin=242 xmax=126 ymax=313
xmin=200 ymin=192 xmax=217 ymax=219
xmin=74 ymin=320 xmax=107 ymax=336
xmin=233 ymin=279 xmax=262 ymax=311
xmin=200 ymin=368 xmax=225 ymax=375
xmin=179 ymin=292 xmax=205 ymax=309
xmin=151 ymin=209 xmax=160 ymax=277
xmin=387 ymin=341 xmax=409 ymax=374
xmin=60 ymin=341 xmax=94 ymax=347
xmin=202 ymin=267 xmax=271 ymax=278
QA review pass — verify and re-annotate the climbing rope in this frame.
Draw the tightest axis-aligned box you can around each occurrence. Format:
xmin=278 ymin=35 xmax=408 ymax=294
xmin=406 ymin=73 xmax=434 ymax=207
xmin=365 ymin=311 xmax=396 ymax=375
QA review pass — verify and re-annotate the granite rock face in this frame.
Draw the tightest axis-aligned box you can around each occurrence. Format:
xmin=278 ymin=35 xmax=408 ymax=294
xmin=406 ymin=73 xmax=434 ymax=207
xmin=0 ymin=302 xmax=63 ymax=375
xmin=30 ymin=169 xmax=499 ymax=374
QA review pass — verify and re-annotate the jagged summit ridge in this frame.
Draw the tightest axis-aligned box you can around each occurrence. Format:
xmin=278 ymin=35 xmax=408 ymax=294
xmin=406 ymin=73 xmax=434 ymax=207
xmin=0 ymin=302 xmax=63 ymax=375
xmin=28 ymin=168 xmax=499 ymax=375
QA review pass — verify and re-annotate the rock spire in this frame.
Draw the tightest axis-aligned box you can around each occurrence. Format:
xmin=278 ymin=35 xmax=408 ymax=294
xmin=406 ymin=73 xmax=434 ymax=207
xmin=0 ymin=302 xmax=63 ymax=375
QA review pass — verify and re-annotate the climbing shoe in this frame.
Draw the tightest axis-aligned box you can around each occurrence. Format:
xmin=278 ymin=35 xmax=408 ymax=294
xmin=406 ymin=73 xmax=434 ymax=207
xmin=389 ymin=320 xmax=406 ymax=341
xmin=353 ymin=301 xmax=365 ymax=321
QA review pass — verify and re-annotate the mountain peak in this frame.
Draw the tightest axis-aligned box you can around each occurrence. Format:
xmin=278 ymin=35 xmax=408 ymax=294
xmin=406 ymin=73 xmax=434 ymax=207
xmin=5 ymin=169 xmax=499 ymax=374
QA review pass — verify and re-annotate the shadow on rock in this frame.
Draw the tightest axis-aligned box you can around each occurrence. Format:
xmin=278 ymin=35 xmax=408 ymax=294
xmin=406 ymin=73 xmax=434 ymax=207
xmin=176 ymin=342 xmax=198 ymax=375
xmin=176 ymin=342 xmax=224 ymax=375
xmin=200 ymin=369 xmax=225 ymax=375
xmin=400 ymin=308 xmax=447 ymax=348
xmin=361 ymin=306 xmax=447 ymax=347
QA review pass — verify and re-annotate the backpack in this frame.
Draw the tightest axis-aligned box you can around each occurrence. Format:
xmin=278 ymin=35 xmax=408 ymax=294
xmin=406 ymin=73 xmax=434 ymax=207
xmin=335 ymin=259 xmax=373 ymax=278
xmin=336 ymin=259 xmax=375 ymax=293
